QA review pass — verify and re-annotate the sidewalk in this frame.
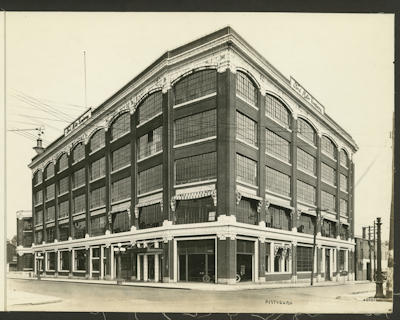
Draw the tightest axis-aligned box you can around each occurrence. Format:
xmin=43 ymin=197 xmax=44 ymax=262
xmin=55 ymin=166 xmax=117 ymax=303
xmin=7 ymin=272 xmax=370 ymax=291
xmin=7 ymin=289 xmax=62 ymax=307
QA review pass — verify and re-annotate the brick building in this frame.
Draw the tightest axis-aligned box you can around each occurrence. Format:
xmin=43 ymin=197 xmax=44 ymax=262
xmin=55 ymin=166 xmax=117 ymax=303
xmin=15 ymin=210 xmax=34 ymax=271
xmin=28 ymin=27 xmax=357 ymax=285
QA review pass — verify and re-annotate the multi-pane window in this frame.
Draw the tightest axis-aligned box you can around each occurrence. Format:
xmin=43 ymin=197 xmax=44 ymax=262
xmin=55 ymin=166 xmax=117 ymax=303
xmin=322 ymin=219 xmax=336 ymax=238
xmin=90 ymin=215 xmax=107 ymax=236
xmin=73 ymin=168 xmax=86 ymax=188
xmin=90 ymin=186 xmax=106 ymax=209
xmin=138 ymin=91 xmax=163 ymax=124
xmin=321 ymin=136 xmax=336 ymax=159
xmin=265 ymin=94 xmax=291 ymax=128
xmin=58 ymin=176 xmax=69 ymax=195
xmin=297 ymin=246 xmax=313 ymax=271
xmin=138 ymin=127 xmax=162 ymax=160
xmin=34 ymin=210 xmax=43 ymax=225
xmin=34 ymin=190 xmax=43 ymax=205
xmin=90 ymin=157 xmax=105 ymax=181
xmin=236 ymin=154 xmax=257 ymax=186
xmin=175 ymin=152 xmax=216 ymax=185
xmin=45 ymin=163 xmax=54 ymax=179
xmin=112 ymin=211 xmax=130 ymax=233
xmin=340 ymin=199 xmax=348 ymax=216
xmin=321 ymin=163 xmax=336 ymax=185
xmin=297 ymin=148 xmax=316 ymax=175
xmin=111 ymin=112 xmax=130 ymax=140
xmin=340 ymin=226 xmax=349 ymax=241
xmin=47 ymin=252 xmax=56 ymax=270
xmin=139 ymin=203 xmax=164 ymax=229
xmin=174 ymin=69 xmax=217 ymax=105
xmin=74 ymin=248 xmax=86 ymax=270
xmin=45 ymin=206 xmax=55 ymax=222
xmin=60 ymin=251 xmax=70 ymax=270
xmin=111 ymin=176 xmax=131 ymax=202
xmin=72 ymin=143 xmax=85 ymax=163
xmin=321 ymin=191 xmax=336 ymax=212
xmin=265 ymin=129 xmax=290 ymax=162
xmin=340 ymin=173 xmax=348 ymax=192
xmin=236 ymin=111 xmax=258 ymax=146
xmin=33 ymin=170 xmax=42 ymax=185
xmin=46 ymin=228 xmax=55 ymax=243
xmin=112 ymin=144 xmax=131 ymax=171
xmin=58 ymin=153 xmax=68 ymax=172
xmin=338 ymin=250 xmax=345 ymax=270
xmin=89 ymin=130 xmax=105 ymax=153
xmin=58 ymin=200 xmax=69 ymax=218
xmin=297 ymin=118 xmax=316 ymax=145
xmin=35 ymin=230 xmax=43 ymax=245
xmin=297 ymin=180 xmax=316 ymax=205
xmin=236 ymin=71 xmax=258 ymax=106
xmin=59 ymin=223 xmax=69 ymax=241
xmin=73 ymin=193 xmax=86 ymax=214
xmin=174 ymin=110 xmax=216 ymax=145
xmin=138 ymin=165 xmax=163 ymax=194
xmin=265 ymin=167 xmax=291 ymax=197
xmin=73 ymin=220 xmax=86 ymax=239
xmin=266 ymin=205 xmax=290 ymax=230
xmin=340 ymin=149 xmax=349 ymax=167
xmin=175 ymin=197 xmax=215 ymax=225
xmin=46 ymin=184 xmax=55 ymax=200
xmin=236 ymin=198 xmax=258 ymax=225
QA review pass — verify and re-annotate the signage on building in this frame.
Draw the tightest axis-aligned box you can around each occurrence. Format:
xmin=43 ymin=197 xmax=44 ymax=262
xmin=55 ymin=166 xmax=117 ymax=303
xmin=290 ymin=77 xmax=325 ymax=114
xmin=64 ymin=109 xmax=92 ymax=136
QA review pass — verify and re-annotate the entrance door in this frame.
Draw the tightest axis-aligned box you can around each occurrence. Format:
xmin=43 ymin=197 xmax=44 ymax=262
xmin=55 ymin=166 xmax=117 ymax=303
xmin=236 ymin=254 xmax=252 ymax=282
xmin=367 ymin=262 xmax=371 ymax=280
xmin=148 ymin=255 xmax=155 ymax=281
xmin=325 ymin=250 xmax=331 ymax=280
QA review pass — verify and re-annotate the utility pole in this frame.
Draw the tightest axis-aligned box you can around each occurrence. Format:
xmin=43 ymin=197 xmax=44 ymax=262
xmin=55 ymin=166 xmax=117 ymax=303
xmin=310 ymin=208 xmax=319 ymax=286
xmin=373 ymin=221 xmax=376 ymax=281
xmin=375 ymin=217 xmax=384 ymax=298
xmin=368 ymin=226 xmax=372 ymax=281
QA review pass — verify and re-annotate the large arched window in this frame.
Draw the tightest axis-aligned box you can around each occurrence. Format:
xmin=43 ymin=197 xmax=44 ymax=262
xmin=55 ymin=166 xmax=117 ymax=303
xmin=321 ymin=136 xmax=336 ymax=159
xmin=265 ymin=94 xmax=291 ymax=128
xmin=72 ymin=143 xmax=85 ymax=163
xmin=89 ymin=129 xmax=105 ymax=153
xmin=138 ymin=91 xmax=163 ymax=124
xmin=236 ymin=71 xmax=258 ymax=106
xmin=110 ymin=112 xmax=130 ymax=141
xmin=174 ymin=69 xmax=217 ymax=105
xmin=340 ymin=149 xmax=349 ymax=167
xmin=58 ymin=153 xmax=68 ymax=172
xmin=44 ymin=162 xmax=54 ymax=180
xmin=297 ymin=118 xmax=316 ymax=145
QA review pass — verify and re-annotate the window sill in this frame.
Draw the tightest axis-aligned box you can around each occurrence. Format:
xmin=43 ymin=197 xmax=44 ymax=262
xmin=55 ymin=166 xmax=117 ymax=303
xmin=174 ymin=179 xmax=216 ymax=189
xmin=321 ymin=180 xmax=337 ymax=189
xmin=321 ymin=150 xmax=337 ymax=162
xmin=138 ymin=188 xmax=163 ymax=198
xmin=236 ymin=180 xmax=258 ymax=190
xmin=58 ymin=191 xmax=69 ymax=198
xmin=137 ymin=150 xmax=163 ymax=163
xmin=73 ymin=270 xmax=86 ymax=273
xmin=72 ymin=185 xmax=85 ymax=192
xmin=89 ymin=146 xmax=105 ymax=156
xmin=297 ymin=167 xmax=317 ymax=178
xmin=236 ymin=138 xmax=259 ymax=150
xmin=72 ymin=211 xmax=85 ymax=216
xmin=137 ymin=112 xmax=163 ymax=128
xmin=265 ymin=151 xmax=291 ymax=166
xmin=174 ymin=136 xmax=216 ymax=149
xmin=265 ymin=114 xmax=292 ymax=132
xmin=173 ymin=92 xmax=216 ymax=109
xmin=297 ymin=135 xmax=317 ymax=149
xmin=46 ymin=197 xmax=55 ymax=202
xmin=58 ymin=167 xmax=68 ymax=175
xmin=45 ymin=175 xmax=55 ymax=181
xmin=110 ymin=164 xmax=131 ymax=175
xmin=265 ymin=190 xmax=291 ymax=201
xmin=110 ymin=198 xmax=131 ymax=206
xmin=110 ymin=131 xmax=130 ymax=143
xmin=340 ymin=188 xmax=348 ymax=193
xmin=265 ymin=272 xmax=291 ymax=275
xmin=72 ymin=158 xmax=85 ymax=165
xmin=236 ymin=94 xmax=259 ymax=111
xmin=90 ymin=205 xmax=106 ymax=212
xmin=90 ymin=175 xmax=106 ymax=184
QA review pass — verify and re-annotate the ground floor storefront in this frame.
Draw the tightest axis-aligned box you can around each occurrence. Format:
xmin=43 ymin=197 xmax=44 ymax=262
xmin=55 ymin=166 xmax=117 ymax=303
xmin=31 ymin=220 xmax=355 ymax=285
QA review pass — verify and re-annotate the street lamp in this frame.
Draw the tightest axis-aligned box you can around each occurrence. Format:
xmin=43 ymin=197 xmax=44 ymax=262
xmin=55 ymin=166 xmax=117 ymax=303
xmin=114 ymin=243 xmax=126 ymax=285
xmin=36 ymin=252 xmax=44 ymax=280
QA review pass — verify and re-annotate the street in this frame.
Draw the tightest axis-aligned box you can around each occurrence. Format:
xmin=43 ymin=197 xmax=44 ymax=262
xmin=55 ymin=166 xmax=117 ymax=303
xmin=7 ymin=279 xmax=392 ymax=313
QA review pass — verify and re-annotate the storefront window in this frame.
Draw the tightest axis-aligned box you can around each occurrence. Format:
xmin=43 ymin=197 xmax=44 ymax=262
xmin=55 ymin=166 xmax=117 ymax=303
xmin=297 ymin=246 xmax=313 ymax=272
xmin=47 ymin=251 xmax=56 ymax=271
xmin=60 ymin=251 xmax=70 ymax=271
xmin=74 ymin=249 xmax=87 ymax=271
xmin=175 ymin=197 xmax=215 ymax=225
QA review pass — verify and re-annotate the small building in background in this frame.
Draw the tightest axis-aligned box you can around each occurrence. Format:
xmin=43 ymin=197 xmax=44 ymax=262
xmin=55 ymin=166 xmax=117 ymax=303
xmin=15 ymin=210 xmax=34 ymax=272
xmin=7 ymin=240 xmax=17 ymax=271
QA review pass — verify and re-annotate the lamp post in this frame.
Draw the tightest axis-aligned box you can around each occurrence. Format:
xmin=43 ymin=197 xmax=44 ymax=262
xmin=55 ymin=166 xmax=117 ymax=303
xmin=375 ymin=217 xmax=384 ymax=298
xmin=114 ymin=243 xmax=126 ymax=285
xmin=36 ymin=252 xmax=44 ymax=280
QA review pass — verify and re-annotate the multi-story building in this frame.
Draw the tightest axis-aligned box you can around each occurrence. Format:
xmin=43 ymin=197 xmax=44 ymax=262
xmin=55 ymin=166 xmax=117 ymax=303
xmin=28 ymin=27 xmax=357 ymax=285
xmin=15 ymin=210 xmax=34 ymax=272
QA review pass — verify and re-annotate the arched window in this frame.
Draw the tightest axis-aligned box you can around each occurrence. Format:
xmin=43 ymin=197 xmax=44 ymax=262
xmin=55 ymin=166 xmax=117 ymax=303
xmin=297 ymin=118 xmax=316 ymax=145
xmin=44 ymin=162 xmax=54 ymax=179
xmin=89 ymin=129 xmax=105 ymax=153
xmin=110 ymin=112 xmax=130 ymax=140
xmin=138 ymin=91 xmax=163 ymax=124
xmin=72 ymin=143 xmax=85 ymax=163
xmin=265 ymin=94 xmax=291 ymax=128
xmin=340 ymin=149 xmax=349 ymax=167
xmin=321 ymin=136 xmax=336 ymax=159
xmin=174 ymin=69 xmax=217 ymax=105
xmin=58 ymin=153 xmax=68 ymax=172
xmin=236 ymin=71 xmax=258 ymax=106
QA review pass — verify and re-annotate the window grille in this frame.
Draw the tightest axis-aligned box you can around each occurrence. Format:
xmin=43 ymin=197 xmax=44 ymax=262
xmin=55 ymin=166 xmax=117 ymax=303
xmin=138 ymin=165 xmax=162 ymax=194
xmin=265 ymin=129 xmax=290 ymax=162
xmin=138 ymin=91 xmax=163 ymax=124
xmin=236 ymin=154 xmax=257 ymax=186
xmin=174 ymin=110 xmax=216 ymax=145
xmin=266 ymin=167 xmax=291 ymax=197
xmin=236 ymin=71 xmax=258 ymax=106
xmin=265 ymin=94 xmax=291 ymax=128
xmin=175 ymin=152 xmax=216 ymax=185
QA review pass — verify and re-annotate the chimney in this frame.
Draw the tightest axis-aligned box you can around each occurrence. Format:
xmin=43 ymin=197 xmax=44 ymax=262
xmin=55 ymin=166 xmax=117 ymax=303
xmin=33 ymin=137 xmax=45 ymax=155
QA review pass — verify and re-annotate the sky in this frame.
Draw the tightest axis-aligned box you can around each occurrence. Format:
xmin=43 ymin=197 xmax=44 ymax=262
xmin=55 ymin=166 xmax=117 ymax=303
xmin=4 ymin=12 xmax=394 ymax=241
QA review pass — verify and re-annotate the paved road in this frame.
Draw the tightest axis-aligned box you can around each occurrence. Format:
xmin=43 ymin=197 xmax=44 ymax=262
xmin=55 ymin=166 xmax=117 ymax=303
xmin=7 ymin=279 xmax=392 ymax=313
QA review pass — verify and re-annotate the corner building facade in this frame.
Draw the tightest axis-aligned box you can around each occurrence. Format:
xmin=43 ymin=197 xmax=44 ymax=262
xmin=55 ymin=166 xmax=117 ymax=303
xmin=29 ymin=27 xmax=358 ymax=285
